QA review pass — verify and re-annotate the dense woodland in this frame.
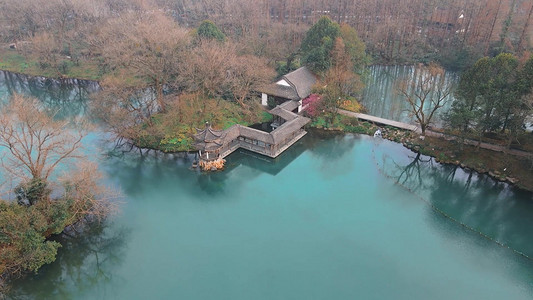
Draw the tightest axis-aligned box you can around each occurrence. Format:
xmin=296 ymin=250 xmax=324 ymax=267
xmin=1 ymin=0 xmax=532 ymax=70
xmin=1 ymin=0 xmax=532 ymax=142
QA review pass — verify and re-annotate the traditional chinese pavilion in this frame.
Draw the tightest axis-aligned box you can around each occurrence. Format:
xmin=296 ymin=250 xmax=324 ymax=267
xmin=193 ymin=123 xmax=226 ymax=162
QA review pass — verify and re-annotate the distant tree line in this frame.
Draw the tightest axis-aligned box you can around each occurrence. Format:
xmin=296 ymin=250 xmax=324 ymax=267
xmin=1 ymin=0 xmax=532 ymax=71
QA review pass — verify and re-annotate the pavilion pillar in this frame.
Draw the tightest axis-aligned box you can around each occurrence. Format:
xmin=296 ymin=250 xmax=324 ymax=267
xmin=261 ymin=93 xmax=268 ymax=106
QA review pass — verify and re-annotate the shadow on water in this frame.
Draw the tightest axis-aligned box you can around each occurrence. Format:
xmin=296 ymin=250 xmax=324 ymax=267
xmin=100 ymin=130 xmax=343 ymax=198
xmin=102 ymin=148 xmax=198 ymax=194
xmin=225 ymin=142 xmax=306 ymax=176
xmin=100 ymin=144 xmax=308 ymax=198
xmin=222 ymin=129 xmax=357 ymax=182
xmin=8 ymin=222 xmax=130 ymax=299
xmin=101 ymin=146 xmax=239 ymax=198
xmin=375 ymin=141 xmax=533 ymax=258
xmin=304 ymin=129 xmax=357 ymax=160
xmin=393 ymin=152 xmax=434 ymax=193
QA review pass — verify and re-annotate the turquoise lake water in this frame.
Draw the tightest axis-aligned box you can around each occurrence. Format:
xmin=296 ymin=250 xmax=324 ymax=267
xmin=2 ymin=71 xmax=533 ymax=299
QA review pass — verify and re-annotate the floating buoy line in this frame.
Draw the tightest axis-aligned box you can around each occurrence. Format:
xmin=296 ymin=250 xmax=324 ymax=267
xmin=370 ymin=145 xmax=532 ymax=262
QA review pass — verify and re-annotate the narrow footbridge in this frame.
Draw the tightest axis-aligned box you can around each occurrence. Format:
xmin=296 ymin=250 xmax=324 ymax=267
xmin=338 ymin=109 xmax=420 ymax=132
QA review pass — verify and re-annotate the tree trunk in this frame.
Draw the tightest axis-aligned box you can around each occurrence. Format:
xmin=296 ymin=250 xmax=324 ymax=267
xmin=155 ymin=79 xmax=165 ymax=112
xmin=461 ymin=4 xmax=474 ymax=46
xmin=517 ymin=1 xmax=533 ymax=51
xmin=485 ymin=0 xmax=503 ymax=55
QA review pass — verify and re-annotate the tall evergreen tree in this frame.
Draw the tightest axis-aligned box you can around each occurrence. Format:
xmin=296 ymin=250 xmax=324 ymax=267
xmin=300 ymin=16 xmax=340 ymax=73
xmin=339 ymin=23 xmax=369 ymax=74
xmin=196 ymin=20 xmax=226 ymax=42
xmin=445 ymin=53 xmax=533 ymax=145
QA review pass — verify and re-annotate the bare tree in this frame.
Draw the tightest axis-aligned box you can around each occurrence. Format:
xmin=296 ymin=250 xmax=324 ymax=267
xmin=228 ymin=54 xmax=274 ymax=107
xmin=0 ymin=94 xmax=85 ymax=181
xmin=397 ymin=62 xmax=452 ymax=135
xmin=30 ymin=32 xmax=59 ymax=70
xmin=91 ymin=73 xmax=158 ymax=144
xmin=178 ymin=40 xmax=237 ymax=99
xmin=179 ymin=41 xmax=274 ymax=106
xmin=0 ymin=95 xmax=118 ymax=289
xmin=98 ymin=11 xmax=190 ymax=111
xmin=59 ymin=160 xmax=119 ymax=224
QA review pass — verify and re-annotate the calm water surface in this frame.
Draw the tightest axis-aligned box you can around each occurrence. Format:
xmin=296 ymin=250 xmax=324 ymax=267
xmin=361 ymin=65 xmax=457 ymax=124
xmin=2 ymin=71 xmax=533 ymax=299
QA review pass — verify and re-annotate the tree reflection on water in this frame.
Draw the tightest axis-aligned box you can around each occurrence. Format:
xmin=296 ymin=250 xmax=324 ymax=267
xmin=9 ymin=222 xmax=130 ymax=299
xmin=377 ymin=141 xmax=533 ymax=259
xmin=0 ymin=70 xmax=98 ymax=120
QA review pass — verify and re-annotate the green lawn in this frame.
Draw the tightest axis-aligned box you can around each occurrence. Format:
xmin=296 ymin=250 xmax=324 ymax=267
xmin=0 ymin=49 xmax=102 ymax=81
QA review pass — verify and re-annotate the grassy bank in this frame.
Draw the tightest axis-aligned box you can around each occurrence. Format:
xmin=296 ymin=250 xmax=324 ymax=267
xmin=400 ymin=134 xmax=533 ymax=192
xmin=132 ymin=102 xmax=273 ymax=153
xmin=309 ymin=114 xmax=533 ymax=192
xmin=0 ymin=48 xmax=102 ymax=81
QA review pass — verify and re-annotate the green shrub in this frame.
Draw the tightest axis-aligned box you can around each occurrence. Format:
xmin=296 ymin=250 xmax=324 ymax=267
xmin=311 ymin=116 xmax=327 ymax=128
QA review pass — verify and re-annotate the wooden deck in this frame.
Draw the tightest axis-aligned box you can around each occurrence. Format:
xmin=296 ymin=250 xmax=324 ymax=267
xmin=338 ymin=109 xmax=420 ymax=132
xmin=272 ymin=130 xmax=307 ymax=157
xmin=219 ymin=140 xmax=241 ymax=159
xmin=218 ymin=130 xmax=308 ymax=159
xmin=212 ymin=105 xmax=310 ymax=160
xmin=206 ymin=107 xmax=423 ymax=162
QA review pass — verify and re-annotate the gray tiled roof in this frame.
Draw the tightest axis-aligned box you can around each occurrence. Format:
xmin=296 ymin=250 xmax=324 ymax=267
xmin=260 ymin=83 xmax=299 ymax=100
xmin=193 ymin=125 xmax=226 ymax=150
xmin=283 ymin=66 xmax=317 ymax=99
xmin=237 ymin=125 xmax=275 ymax=144
xmin=269 ymin=105 xmax=299 ymax=121
xmin=260 ymin=67 xmax=317 ymax=101
xmin=271 ymin=116 xmax=310 ymax=145
xmin=221 ymin=103 xmax=310 ymax=147
xmin=278 ymin=100 xmax=300 ymax=112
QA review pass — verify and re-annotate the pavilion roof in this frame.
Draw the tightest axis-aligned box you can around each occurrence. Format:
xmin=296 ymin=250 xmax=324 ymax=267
xmin=237 ymin=125 xmax=275 ymax=144
xmin=193 ymin=124 xmax=226 ymax=151
xmin=278 ymin=100 xmax=300 ymax=112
